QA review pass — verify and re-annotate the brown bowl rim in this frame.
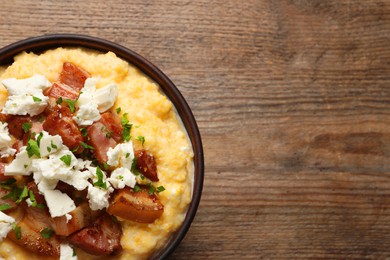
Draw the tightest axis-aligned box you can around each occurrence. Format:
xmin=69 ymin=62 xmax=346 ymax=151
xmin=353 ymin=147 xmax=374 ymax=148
xmin=0 ymin=34 xmax=204 ymax=259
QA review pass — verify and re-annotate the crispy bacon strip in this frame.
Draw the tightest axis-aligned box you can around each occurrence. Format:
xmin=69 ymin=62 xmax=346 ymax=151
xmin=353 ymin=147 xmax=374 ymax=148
xmin=44 ymin=83 xmax=79 ymax=100
xmin=135 ymin=149 xmax=159 ymax=182
xmin=59 ymin=62 xmax=89 ymax=91
xmin=87 ymin=122 xmax=117 ymax=163
xmin=107 ymin=187 xmax=163 ymax=223
xmin=68 ymin=213 xmax=122 ymax=256
xmin=43 ymin=112 xmax=84 ymax=153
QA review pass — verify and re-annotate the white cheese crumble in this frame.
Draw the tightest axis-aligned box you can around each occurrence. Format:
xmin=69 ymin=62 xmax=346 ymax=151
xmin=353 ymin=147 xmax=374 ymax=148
xmin=44 ymin=189 xmax=76 ymax=218
xmin=108 ymin=167 xmax=136 ymax=189
xmin=87 ymin=183 xmax=113 ymax=211
xmin=106 ymin=141 xmax=134 ymax=170
xmin=60 ymin=243 xmax=77 ymax=260
xmin=0 ymin=122 xmax=16 ymax=158
xmin=73 ymin=77 xmax=118 ymax=126
xmin=4 ymin=147 xmax=32 ymax=176
xmin=0 ymin=211 xmax=15 ymax=242
xmin=32 ymin=148 xmax=77 ymax=180
xmin=38 ymin=131 xmax=63 ymax=157
xmin=1 ymin=75 xmax=51 ymax=116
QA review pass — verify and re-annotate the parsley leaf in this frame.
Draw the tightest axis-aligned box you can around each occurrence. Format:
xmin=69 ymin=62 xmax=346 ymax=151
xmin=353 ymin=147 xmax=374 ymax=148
xmin=51 ymin=141 xmax=58 ymax=149
xmin=133 ymin=185 xmax=141 ymax=192
xmin=60 ymin=155 xmax=72 ymax=167
xmin=40 ymin=228 xmax=54 ymax=239
xmin=22 ymin=122 xmax=32 ymax=133
xmin=29 ymin=190 xmax=38 ymax=207
xmin=0 ymin=178 xmax=16 ymax=190
xmin=80 ymin=128 xmax=88 ymax=137
xmin=136 ymin=136 xmax=145 ymax=146
xmin=56 ymin=97 xmax=63 ymax=104
xmin=156 ymin=186 xmax=166 ymax=193
xmin=2 ymin=186 xmax=22 ymax=201
xmin=121 ymin=114 xmax=132 ymax=142
xmin=64 ymin=99 xmax=76 ymax=113
xmin=131 ymin=157 xmax=139 ymax=175
xmin=72 ymin=248 xmax=77 ymax=257
xmin=125 ymin=152 xmax=130 ymax=158
xmin=12 ymin=223 xmax=21 ymax=240
xmin=36 ymin=132 xmax=43 ymax=146
xmin=15 ymin=186 xmax=28 ymax=204
xmin=80 ymin=142 xmax=94 ymax=150
xmin=147 ymin=183 xmax=155 ymax=195
xmin=26 ymin=139 xmax=41 ymax=158
xmin=0 ymin=203 xmax=12 ymax=211
xmin=32 ymin=96 xmax=42 ymax=102
xmin=116 ymin=107 xmax=121 ymax=114
xmin=93 ymin=167 xmax=107 ymax=189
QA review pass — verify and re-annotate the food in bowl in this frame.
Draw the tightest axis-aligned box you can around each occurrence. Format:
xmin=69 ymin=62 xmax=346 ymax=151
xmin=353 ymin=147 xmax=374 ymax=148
xmin=0 ymin=47 xmax=194 ymax=259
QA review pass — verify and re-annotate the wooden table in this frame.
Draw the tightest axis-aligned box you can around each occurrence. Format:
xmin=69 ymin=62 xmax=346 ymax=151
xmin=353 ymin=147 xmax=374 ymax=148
xmin=1 ymin=0 xmax=390 ymax=259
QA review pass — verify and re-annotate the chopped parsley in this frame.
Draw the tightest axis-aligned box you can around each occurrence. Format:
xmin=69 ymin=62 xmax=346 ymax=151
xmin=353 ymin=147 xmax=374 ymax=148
xmin=133 ymin=185 xmax=141 ymax=192
xmin=156 ymin=186 xmax=166 ymax=193
xmin=64 ymin=99 xmax=76 ymax=113
xmin=80 ymin=142 xmax=94 ymax=150
xmin=136 ymin=136 xmax=145 ymax=146
xmin=2 ymin=186 xmax=22 ymax=201
xmin=80 ymin=128 xmax=88 ymax=137
xmin=0 ymin=203 xmax=12 ymax=211
xmin=116 ymin=107 xmax=121 ymax=114
xmin=73 ymin=248 xmax=77 ymax=257
xmin=22 ymin=122 xmax=32 ymax=133
xmin=125 ymin=152 xmax=130 ymax=158
xmin=60 ymin=155 xmax=72 ymax=167
xmin=47 ymin=146 xmax=51 ymax=152
xmin=0 ymin=178 xmax=16 ymax=190
xmin=103 ymin=162 xmax=109 ymax=170
xmin=28 ymin=190 xmax=37 ymax=207
xmin=147 ymin=183 xmax=155 ymax=195
xmin=121 ymin=113 xmax=132 ymax=142
xmin=93 ymin=167 xmax=107 ymax=189
xmin=32 ymin=96 xmax=42 ymax=102
xmin=71 ymin=146 xmax=79 ymax=153
xmin=26 ymin=139 xmax=40 ymax=158
xmin=131 ymin=157 xmax=139 ymax=175
xmin=12 ymin=223 xmax=21 ymax=240
xmin=56 ymin=97 xmax=63 ymax=104
xmin=36 ymin=132 xmax=43 ymax=146
xmin=15 ymin=186 xmax=28 ymax=204
xmin=40 ymin=228 xmax=54 ymax=239
xmin=51 ymin=141 xmax=58 ymax=149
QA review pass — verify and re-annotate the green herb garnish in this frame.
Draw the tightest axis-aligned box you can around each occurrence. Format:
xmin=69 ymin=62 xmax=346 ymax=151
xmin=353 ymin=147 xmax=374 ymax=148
xmin=80 ymin=142 xmax=94 ymax=150
xmin=93 ymin=167 xmax=107 ymax=189
xmin=26 ymin=139 xmax=40 ymax=158
xmin=12 ymin=223 xmax=21 ymax=240
xmin=15 ymin=186 xmax=28 ymax=203
xmin=80 ymin=128 xmax=88 ymax=137
xmin=136 ymin=136 xmax=145 ymax=146
xmin=36 ymin=132 xmax=43 ymax=146
xmin=64 ymin=99 xmax=75 ymax=113
xmin=156 ymin=186 xmax=166 ymax=193
xmin=133 ymin=185 xmax=141 ymax=192
xmin=0 ymin=203 xmax=12 ymax=211
xmin=60 ymin=154 xmax=72 ymax=167
xmin=56 ymin=97 xmax=63 ymax=104
xmin=51 ymin=141 xmax=58 ymax=149
xmin=121 ymin=114 xmax=132 ymax=142
xmin=40 ymin=228 xmax=54 ymax=239
xmin=116 ymin=107 xmax=121 ymax=114
xmin=32 ymin=96 xmax=42 ymax=102
xmin=147 ymin=183 xmax=155 ymax=195
xmin=22 ymin=122 xmax=32 ymax=133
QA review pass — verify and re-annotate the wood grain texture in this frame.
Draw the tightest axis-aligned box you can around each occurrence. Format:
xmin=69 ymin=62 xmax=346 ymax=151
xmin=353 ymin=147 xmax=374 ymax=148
xmin=1 ymin=0 xmax=390 ymax=259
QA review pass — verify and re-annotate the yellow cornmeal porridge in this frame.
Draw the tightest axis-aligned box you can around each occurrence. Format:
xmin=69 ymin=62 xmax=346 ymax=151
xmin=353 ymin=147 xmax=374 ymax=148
xmin=0 ymin=48 xmax=193 ymax=259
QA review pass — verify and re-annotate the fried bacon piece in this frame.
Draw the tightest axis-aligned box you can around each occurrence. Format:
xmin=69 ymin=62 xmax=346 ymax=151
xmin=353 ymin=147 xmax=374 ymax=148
xmin=7 ymin=116 xmax=31 ymax=139
xmin=135 ymin=149 xmax=159 ymax=182
xmin=68 ymin=213 xmax=122 ymax=256
xmin=107 ymin=187 xmax=164 ymax=223
xmin=59 ymin=62 xmax=89 ymax=91
xmin=43 ymin=112 xmax=84 ymax=153
xmin=7 ymin=217 xmax=61 ymax=257
xmin=51 ymin=203 xmax=102 ymax=236
xmin=86 ymin=112 xmax=123 ymax=163
xmin=44 ymin=83 xmax=79 ymax=100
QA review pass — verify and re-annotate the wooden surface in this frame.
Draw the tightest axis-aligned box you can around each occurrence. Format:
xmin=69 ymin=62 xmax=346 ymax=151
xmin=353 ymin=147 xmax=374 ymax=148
xmin=1 ymin=0 xmax=390 ymax=259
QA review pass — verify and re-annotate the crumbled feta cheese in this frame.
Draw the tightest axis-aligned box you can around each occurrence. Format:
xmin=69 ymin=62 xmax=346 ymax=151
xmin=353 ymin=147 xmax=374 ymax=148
xmin=94 ymin=83 xmax=118 ymax=112
xmin=39 ymin=131 xmax=63 ymax=157
xmin=0 ymin=211 xmax=15 ymax=242
xmin=86 ymin=184 xmax=113 ymax=211
xmin=4 ymin=147 xmax=32 ymax=176
xmin=72 ymin=102 xmax=101 ymax=126
xmin=62 ymin=169 xmax=92 ymax=191
xmin=106 ymin=141 xmax=134 ymax=170
xmin=1 ymin=75 xmax=51 ymax=116
xmin=0 ymin=122 xmax=16 ymax=158
xmin=34 ymin=171 xmax=59 ymax=194
xmin=60 ymin=243 xmax=77 ymax=260
xmin=44 ymin=189 xmax=76 ymax=218
xmin=73 ymin=78 xmax=117 ymax=126
xmin=32 ymin=149 xmax=77 ymax=180
xmin=108 ymin=167 xmax=136 ymax=189
xmin=65 ymin=214 xmax=73 ymax=223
